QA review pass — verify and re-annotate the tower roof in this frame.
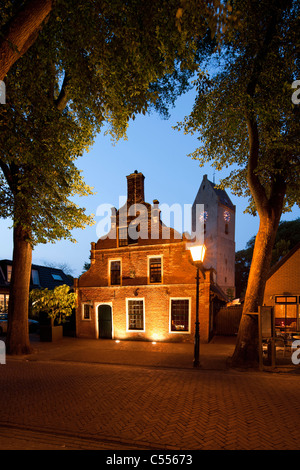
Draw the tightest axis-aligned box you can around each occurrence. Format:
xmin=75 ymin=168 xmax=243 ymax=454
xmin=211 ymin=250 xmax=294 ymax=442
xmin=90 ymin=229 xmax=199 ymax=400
xmin=203 ymin=174 xmax=235 ymax=209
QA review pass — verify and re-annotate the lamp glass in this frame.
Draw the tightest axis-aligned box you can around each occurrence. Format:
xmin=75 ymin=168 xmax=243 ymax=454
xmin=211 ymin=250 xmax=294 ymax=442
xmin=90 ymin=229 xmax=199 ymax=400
xmin=189 ymin=244 xmax=206 ymax=263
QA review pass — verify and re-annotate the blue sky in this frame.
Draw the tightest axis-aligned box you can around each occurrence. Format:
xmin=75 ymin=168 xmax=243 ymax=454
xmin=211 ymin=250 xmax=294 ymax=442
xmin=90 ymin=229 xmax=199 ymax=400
xmin=0 ymin=88 xmax=299 ymax=277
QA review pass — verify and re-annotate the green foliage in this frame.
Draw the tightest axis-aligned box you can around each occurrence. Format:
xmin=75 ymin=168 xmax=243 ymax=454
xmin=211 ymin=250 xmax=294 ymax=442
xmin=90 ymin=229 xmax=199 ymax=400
xmin=0 ymin=0 xmax=212 ymax=246
xmin=82 ymin=261 xmax=91 ymax=274
xmin=30 ymin=284 xmax=75 ymax=324
xmin=235 ymin=218 xmax=300 ymax=297
xmin=0 ymin=31 xmax=96 ymax=244
xmin=175 ymin=0 xmax=300 ymax=214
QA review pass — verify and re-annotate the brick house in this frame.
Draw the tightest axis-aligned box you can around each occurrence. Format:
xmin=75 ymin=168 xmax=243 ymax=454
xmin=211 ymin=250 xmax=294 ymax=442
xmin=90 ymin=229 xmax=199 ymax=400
xmin=0 ymin=259 xmax=73 ymax=313
xmin=75 ymin=171 xmax=228 ymax=343
xmin=263 ymin=242 xmax=300 ymax=330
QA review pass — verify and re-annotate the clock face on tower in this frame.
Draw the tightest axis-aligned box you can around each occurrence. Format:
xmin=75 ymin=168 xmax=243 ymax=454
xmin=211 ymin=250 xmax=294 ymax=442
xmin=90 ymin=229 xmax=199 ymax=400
xmin=199 ymin=210 xmax=208 ymax=222
xmin=223 ymin=210 xmax=231 ymax=222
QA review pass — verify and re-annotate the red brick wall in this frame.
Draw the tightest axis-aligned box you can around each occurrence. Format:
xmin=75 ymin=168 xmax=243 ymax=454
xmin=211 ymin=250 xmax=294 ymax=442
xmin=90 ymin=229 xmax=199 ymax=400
xmin=76 ymin=242 xmax=212 ymax=342
xmin=264 ymin=247 xmax=300 ymax=305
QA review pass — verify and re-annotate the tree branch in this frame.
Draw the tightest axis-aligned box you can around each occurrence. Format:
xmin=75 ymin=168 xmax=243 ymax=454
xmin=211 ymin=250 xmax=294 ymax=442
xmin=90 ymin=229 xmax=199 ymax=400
xmin=246 ymin=0 xmax=292 ymax=97
xmin=245 ymin=116 xmax=268 ymax=214
xmin=0 ymin=160 xmax=14 ymax=191
xmin=244 ymin=0 xmax=292 ymax=215
xmin=54 ymin=71 xmax=70 ymax=111
xmin=0 ymin=0 xmax=53 ymax=81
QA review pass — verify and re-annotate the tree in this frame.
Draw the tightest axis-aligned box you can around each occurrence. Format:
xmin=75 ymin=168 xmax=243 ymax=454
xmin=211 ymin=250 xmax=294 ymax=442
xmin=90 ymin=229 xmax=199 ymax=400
xmin=30 ymin=284 xmax=75 ymax=324
xmin=1 ymin=1 xmax=212 ymax=354
xmin=82 ymin=262 xmax=91 ymax=274
xmin=0 ymin=0 xmax=53 ymax=81
xmin=0 ymin=57 xmax=95 ymax=353
xmin=236 ymin=219 xmax=300 ymax=298
xmin=176 ymin=0 xmax=300 ymax=365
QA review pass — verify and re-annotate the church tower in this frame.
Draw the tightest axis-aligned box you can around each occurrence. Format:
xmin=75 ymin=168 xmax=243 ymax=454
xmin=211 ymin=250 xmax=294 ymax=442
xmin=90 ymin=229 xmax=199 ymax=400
xmin=192 ymin=175 xmax=236 ymax=298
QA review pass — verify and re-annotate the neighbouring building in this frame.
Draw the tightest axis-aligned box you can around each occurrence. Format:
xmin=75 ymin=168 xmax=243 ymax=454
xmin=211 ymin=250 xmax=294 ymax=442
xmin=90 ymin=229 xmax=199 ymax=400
xmin=192 ymin=174 xmax=236 ymax=298
xmin=263 ymin=242 xmax=300 ymax=330
xmin=75 ymin=171 xmax=228 ymax=343
xmin=0 ymin=260 xmax=73 ymax=313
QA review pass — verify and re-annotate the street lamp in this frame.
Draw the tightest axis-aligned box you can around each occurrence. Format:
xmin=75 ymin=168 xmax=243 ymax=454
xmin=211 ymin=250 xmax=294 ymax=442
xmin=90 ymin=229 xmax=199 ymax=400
xmin=189 ymin=244 xmax=206 ymax=367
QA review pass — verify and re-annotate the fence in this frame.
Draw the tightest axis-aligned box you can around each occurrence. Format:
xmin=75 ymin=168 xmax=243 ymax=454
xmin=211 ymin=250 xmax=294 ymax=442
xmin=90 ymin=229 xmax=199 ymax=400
xmin=214 ymin=306 xmax=243 ymax=336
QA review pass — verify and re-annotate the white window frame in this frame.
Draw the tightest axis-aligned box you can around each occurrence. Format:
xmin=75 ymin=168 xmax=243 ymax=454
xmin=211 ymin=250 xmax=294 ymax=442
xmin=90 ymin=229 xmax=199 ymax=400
xmin=82 ymin=302 xmax=93 ymax=321
xmin=108 ymin=259 xmax=122 ymax=286
xmin=126 ymin=298 xmax=145 ymax=332
xmin=147 ymin=255 xmax=163 ymax=284
xmin=169 ymin=297 xmax=191 ymax=334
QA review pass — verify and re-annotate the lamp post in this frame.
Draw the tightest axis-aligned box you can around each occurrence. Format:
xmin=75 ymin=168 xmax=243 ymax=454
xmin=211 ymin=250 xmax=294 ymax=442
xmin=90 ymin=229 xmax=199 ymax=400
xmin=189 ymin=244 xmax=206 ymax=368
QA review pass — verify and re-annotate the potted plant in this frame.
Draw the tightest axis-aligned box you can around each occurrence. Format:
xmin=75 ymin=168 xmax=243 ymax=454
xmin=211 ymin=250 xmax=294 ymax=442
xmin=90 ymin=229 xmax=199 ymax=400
xmin=30 ymin=285 xmax=75 ymax=341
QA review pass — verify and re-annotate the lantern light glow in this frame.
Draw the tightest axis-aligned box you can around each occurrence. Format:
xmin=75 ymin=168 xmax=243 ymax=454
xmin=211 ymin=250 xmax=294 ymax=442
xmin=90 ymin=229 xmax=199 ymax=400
xmin=189 ymin=244 xmax=206 ymax=263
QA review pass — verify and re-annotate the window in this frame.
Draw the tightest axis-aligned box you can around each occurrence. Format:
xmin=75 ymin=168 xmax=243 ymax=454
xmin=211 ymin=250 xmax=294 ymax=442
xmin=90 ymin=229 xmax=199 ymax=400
xmin=110 ymin=260 xmax=121 ymax=286
xmin=51 ymin=273 xmax=63 ymax=281
xmin=275 ymin=296 xmax=297 ymax=304
xmin=225 ymin=223 xmax=229 ymax=234
xmin=170 ymin=299 xmax=190 ymax=332
xmin=7 ymin=265 xmax=12 ymax=282
xmin=149 ymin=257 xmax=162 ymax=283
xmin=118 ymin=227 xmax=128 ymax=247
xmin=127 ymin=299 xmax=144 ymax=331
xmin=82 ymin=304 xmax=92 ymax=320
xmin=275 ymin=295 xmax=298 ymax=329
xmin=118 ymin=226 xmax=137 ymax=247
xmin=31 ymin=269 xmax=40 ymax=285
xmin=0 ymin=294 xmax=8 ymax=313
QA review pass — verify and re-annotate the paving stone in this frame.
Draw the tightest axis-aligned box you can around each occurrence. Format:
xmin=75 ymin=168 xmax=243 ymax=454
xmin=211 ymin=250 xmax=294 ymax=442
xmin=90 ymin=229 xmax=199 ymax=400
xmin=0 ymin=336 xmax=300 ymax=450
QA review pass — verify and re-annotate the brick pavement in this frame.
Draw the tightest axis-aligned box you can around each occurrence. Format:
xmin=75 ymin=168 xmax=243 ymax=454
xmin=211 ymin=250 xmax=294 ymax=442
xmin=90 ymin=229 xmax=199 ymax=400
xmin=1 ymin=349 xmax=300 ymax=450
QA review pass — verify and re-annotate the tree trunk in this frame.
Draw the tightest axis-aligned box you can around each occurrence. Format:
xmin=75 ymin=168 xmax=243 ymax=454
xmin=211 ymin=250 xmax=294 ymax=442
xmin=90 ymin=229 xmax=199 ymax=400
xmin=0 ymin=0 xmax=53 ymax=81
xmin=231 ymin=211 xmax=281 ymax=367
xmin=6 ymin=223 xmax=33 ymax=355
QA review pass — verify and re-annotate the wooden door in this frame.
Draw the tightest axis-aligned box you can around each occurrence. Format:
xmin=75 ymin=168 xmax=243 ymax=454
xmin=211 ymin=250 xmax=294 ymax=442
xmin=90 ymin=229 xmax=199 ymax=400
xmin=98 ymin=304 xmax=112 ymax=339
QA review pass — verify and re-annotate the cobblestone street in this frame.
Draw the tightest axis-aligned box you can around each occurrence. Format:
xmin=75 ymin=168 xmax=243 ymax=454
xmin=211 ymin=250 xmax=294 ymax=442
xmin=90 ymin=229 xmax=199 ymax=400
xmin=0 ymin=338 xmax=300 ymax=451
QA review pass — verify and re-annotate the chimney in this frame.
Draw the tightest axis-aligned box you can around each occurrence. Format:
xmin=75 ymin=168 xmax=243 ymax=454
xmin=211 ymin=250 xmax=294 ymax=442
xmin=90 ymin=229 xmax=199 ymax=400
xmin=126 ymin=171 xmax=145 ymax=205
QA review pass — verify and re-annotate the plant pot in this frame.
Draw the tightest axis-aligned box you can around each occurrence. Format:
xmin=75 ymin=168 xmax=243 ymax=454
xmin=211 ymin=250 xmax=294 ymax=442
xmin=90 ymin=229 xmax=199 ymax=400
xmin=39 ymin=324 xmax=63 ymax=342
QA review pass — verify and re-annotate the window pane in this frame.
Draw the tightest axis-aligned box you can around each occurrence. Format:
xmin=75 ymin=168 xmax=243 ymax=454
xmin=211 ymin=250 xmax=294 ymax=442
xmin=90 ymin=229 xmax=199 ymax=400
xmin=171 ymin=299 xmax=189 ymax=332
xmin=275 ymin=304 xmax=297 ymax=328
xmin=0 ymin=295 xmax=4 ymax=312
xmin=149 ymin=257 xmax=162 ymax=283
xmin=5 ymin=295 xmax=9 ymax=312
xmin=7 ymin=265 xmax=12 ymax=282
xmin=118 ymin=227 xmax=128 ymax=247
xmin=275 ymin=296 xmax=297 ymax=304
xmin=286 ymin=297 xmax=297 ymax=303
xmin=83 ymin=304 xmax=91 ymax=319
xmin=128 ymin=300 xmax=144 ymax=330
xmin=110 ymin=261 xmax=121 ymax=285
xmin=32 ymin=269 xmax=40 ymax=285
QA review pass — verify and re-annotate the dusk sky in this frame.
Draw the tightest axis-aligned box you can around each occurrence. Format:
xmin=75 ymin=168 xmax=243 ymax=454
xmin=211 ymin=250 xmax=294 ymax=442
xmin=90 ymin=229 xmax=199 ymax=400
xmin=0 ymin=87 xmax=299 ymax=278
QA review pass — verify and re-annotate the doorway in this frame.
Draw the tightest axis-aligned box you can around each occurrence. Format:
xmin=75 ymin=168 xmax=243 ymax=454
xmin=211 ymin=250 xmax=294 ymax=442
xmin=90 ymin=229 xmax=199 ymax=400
xmin=98 ymin=304 xmax=112 ymax=339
